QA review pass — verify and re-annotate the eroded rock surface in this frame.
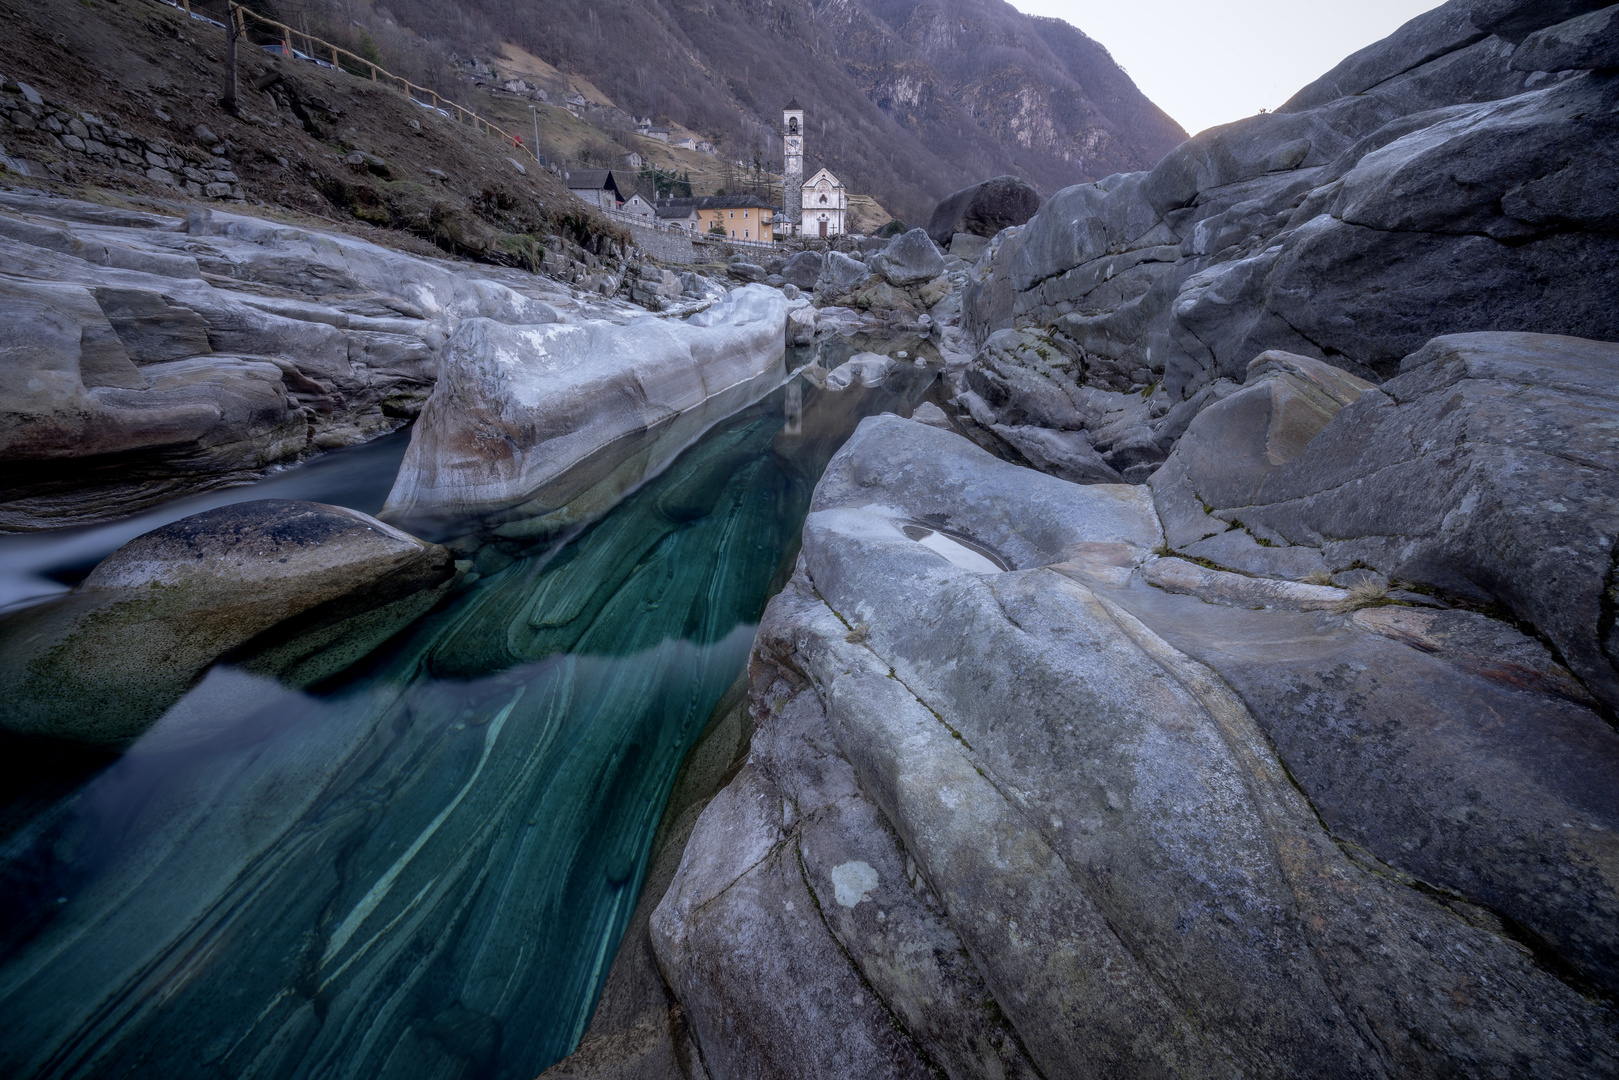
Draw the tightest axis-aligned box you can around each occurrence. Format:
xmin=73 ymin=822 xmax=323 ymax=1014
xmin=0 ymin=191 xmax=621 ymax=530
xmin=954 ymin=0 xmax=1619 ymax=478
xmin=0 ymin=499 xmax=452 ymax=746
xmin=1154 ymin=332 xmax=1619 ymax=712
xmin=640 ymin=414 xmax=1619 ymax=1078
xmin=380 ymin=285 xmax=788 ymax=538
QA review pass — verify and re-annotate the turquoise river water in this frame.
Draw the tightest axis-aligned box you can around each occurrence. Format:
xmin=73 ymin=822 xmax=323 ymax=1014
xmin=0 ymin=346 xmax=939 ymax=1080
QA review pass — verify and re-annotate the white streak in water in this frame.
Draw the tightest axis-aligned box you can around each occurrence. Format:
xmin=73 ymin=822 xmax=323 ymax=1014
xmin=321 ymin=686 xmax=525 ymax=967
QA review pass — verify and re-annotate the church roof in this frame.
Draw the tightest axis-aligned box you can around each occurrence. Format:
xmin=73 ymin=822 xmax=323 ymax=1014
xmin=785 ymin=98 xmax=801 ymax=111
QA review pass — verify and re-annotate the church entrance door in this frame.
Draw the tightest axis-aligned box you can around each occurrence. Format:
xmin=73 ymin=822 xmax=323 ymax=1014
xmin=819 ymin=220 xmax=827 ymax=238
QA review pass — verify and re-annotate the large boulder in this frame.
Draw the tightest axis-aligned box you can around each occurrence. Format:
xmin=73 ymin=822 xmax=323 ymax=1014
xmin=961 ymin=1 xmax=1619 ymax=418
xmin=1511 ymin=3 xmax=1619 ymax=69
xmin=869 ymin=228 xmax=945 ymax=286
xmin=1158 ymin=332 xmax=1619 ymax=714
xmin=647 ymin=414 xmax=1619 ymax=1076
xmin=925 ymin=175 xmax=1042 ymax=248
xmin=0 ymin=499 xmax=453 ymax=747
xmin=818 ymin=250 xmax=871 ymax=292
xmin=0 ymin=192 xmax=569 ymax=529
xmin=381 ymin=285 xmax=788 ymax=537
xmin=779 ymin=250 xmax=825 ymax=290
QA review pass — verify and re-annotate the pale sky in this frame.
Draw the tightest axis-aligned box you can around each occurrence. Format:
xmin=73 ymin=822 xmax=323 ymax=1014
xmin=1006 ymin=0 xmax=1445 ymax=135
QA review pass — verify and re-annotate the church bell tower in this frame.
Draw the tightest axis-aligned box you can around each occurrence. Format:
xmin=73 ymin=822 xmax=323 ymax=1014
xmin=783 ymin=100 xmax=804 ymax=236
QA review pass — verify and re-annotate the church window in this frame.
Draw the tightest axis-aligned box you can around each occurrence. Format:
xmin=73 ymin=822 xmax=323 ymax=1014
xmin=819 ymin=194 xmax=827 ymax=204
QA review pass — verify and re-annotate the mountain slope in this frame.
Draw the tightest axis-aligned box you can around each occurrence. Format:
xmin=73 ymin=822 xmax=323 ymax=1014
xmin=381 ymin=0 xmax=1188 ymax=222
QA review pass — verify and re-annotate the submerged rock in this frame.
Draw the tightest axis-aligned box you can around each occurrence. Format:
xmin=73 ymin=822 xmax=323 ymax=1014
xmin=823 ymin=352 xmax=895 ymax=390
xmin=381 ymin=285 xmax=788 ymax=537
xmin=0 ymin=499 xmax=453 ymax=747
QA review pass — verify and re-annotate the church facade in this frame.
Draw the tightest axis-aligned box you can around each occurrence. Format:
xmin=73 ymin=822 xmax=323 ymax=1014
xmin=781 ymin=103 xmax=849 ymax=238
xmin=801 ymin=167 xmax=847 ymax=237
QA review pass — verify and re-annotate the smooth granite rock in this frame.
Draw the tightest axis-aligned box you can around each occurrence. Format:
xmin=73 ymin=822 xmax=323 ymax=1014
xmin=925 ymin=175 xmax=1042 ymax=249
xmin=780 ymin=250 xmax=825 ymax=290
xmin=960 ymin=0 xmax=1619 ymax=458
xmin=1181 ymin=333 xmax=1619 ymax=715
xmin=381 ymin=285 xmax=788 ymax=536
xmin=869 ymin=228 xmax=945 ymax=287
xmin=726 ymin=261 xmax=767 ymax=284
xmin=0 ymin=499 xmax=452 ymax=747
xmin=824 ymin=352 xmax=895 ymax=391
xmin=650 ymin=414 xmax=1619 ymax=1077
xmin=1512 ymin=3 xmax=1619 ymax=69
xmin=0 ymin=192 xmax=588 ymax=529
xmin=786 ymin=299 xmax=818 ymax=345
xmin=819 ymin=250 xmax=872 ymax=293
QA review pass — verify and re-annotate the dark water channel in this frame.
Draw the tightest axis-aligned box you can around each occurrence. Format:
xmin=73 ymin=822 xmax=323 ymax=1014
xmin=0 ymin=341 xmax=939 ymax=1080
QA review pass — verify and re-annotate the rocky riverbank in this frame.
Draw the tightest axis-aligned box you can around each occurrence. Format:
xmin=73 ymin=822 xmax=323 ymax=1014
xmin=3 ymin=0 xmax=1618 ymax=1074
xmin=547 ymin=1 xmax=1619 ymax=1077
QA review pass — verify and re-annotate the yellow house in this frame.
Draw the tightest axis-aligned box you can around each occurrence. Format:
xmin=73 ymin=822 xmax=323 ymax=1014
xmin=693 ymin=195 xmax=776 ymax=242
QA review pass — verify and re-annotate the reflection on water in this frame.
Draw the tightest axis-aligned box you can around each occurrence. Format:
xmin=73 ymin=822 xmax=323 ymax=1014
xmin=0 ymin=357 xmax=938 ymax=1080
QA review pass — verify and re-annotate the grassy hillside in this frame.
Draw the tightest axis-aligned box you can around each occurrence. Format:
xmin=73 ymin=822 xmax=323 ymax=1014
xmin=0 ymin=0 xmax=623 ymax=266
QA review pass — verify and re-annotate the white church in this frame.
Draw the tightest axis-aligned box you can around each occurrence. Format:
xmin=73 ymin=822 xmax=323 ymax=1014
xmin=781 ymin=101 xmax=848 ymax=238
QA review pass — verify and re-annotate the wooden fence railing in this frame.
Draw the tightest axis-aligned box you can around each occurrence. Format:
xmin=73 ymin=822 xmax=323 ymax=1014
xmin=160 ymin=0 xmax=540 ymax=164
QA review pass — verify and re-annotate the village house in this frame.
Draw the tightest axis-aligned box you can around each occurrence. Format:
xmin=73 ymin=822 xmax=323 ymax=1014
xmin=655 ymin=201 xmax=701 ymax=233
xmin=656 ymin=194 xmax=777 ymax=241
xmin=564 ymin=168 xmax=624 ymax=211
xmin=621 ymin=193 xmax=656 ymax=222
xmin=645 ymin=125 xmax=671 ymax=143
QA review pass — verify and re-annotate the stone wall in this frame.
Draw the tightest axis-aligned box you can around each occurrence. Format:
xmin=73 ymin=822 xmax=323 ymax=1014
xmin=1 ymin=79 xmax=244 ymax=200
xmin=626 ymin=221 xmax=698 ymax=264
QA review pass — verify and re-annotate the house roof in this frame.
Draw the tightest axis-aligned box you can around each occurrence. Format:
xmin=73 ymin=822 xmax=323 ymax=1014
xmin=564 ymin=169 xmax=622 ymax=195
xmin=660 ymin=194 xmax=780 ymax=210
xmin=656 ymin=203 xmax=698 ymax=219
